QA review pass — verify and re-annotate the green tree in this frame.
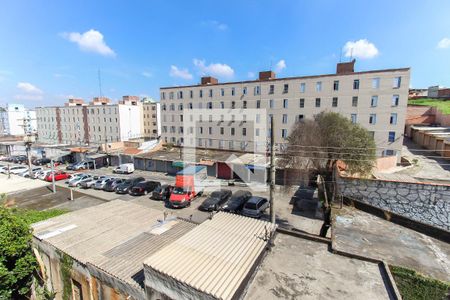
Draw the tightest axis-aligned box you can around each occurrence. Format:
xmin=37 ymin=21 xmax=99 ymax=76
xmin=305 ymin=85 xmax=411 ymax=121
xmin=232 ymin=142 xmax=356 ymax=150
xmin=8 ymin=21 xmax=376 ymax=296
xmin=279 ymin=112 xmax=376 ymax=181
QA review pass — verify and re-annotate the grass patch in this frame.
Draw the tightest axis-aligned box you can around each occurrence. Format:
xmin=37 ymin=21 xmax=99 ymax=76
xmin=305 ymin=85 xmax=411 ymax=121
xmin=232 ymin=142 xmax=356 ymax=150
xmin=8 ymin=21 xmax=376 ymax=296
xmin=408 ymin=98 xmax=450 ymax=114
xmin=390 ymin=265 xmax=450 ymax=300
xmin=13 ymin=208 xmax=68 ymax=225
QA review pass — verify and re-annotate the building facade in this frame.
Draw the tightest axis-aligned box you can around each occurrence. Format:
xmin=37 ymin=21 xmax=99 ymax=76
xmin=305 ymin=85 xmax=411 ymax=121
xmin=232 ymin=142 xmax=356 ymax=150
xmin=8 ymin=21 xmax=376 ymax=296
xmin=0 ymin=103 xmax=36 ymax=136
xmin=160 ymin=61 xmax=410 ymax=158
xmin=141 ymin=99 xmax=161 ymax=139
xmin=36 ymin=97 xmax=145 ymax=146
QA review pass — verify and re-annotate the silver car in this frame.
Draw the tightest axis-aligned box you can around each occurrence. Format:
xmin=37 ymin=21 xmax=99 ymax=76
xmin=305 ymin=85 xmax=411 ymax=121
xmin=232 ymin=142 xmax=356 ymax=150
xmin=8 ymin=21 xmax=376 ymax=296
xmin=68 ymin=174 xmax=92 ymax=187
xmin=241 ymin=196 xmax=269 ymax=218
xmin=94 ymin=177 xmax=111 ymax=190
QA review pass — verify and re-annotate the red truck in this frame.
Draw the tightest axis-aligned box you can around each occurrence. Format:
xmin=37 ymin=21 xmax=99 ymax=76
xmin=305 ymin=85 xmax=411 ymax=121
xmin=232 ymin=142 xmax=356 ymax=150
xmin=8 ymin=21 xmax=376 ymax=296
xmin=169 ymin=166 xmax=207 ymax=208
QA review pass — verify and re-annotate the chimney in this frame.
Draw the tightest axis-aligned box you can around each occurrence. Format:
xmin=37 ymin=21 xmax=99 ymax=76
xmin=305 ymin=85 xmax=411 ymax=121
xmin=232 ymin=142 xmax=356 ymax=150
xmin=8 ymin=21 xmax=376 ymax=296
xmin=259 ymin=71 xmax=276 ymax=81
xmin=336 ymin=59 xmax=356 ymax=74
xmin=65 ymin=98 xmax=85 ymax=106
xmin=201 ymin=76 xmax=218 ymax=85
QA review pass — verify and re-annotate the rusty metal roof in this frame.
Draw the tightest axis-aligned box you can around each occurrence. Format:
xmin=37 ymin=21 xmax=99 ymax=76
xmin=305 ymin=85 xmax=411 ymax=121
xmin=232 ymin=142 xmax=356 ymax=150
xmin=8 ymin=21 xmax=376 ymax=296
xmin=143 ymin=212 xmax=277 ymax=300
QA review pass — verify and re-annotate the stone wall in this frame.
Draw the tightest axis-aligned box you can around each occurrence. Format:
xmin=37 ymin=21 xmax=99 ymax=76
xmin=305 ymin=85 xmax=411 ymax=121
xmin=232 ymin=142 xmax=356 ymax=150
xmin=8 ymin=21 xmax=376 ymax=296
xmin=335 ymin=174 xmax=450 ymax=232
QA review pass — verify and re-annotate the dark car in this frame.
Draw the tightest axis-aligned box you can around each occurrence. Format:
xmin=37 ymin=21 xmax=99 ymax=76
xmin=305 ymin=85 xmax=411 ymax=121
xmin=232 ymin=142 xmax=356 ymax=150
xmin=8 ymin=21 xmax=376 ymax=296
xmin=151 ymin=184 xmax=173 ymax=201
xmin=222 ymin=190 xmax=252 ymax=213
xmin=199 ymin=189 xmax=232 ymax=212
xmin=241 ymin=196 xmax=269 ymax=218
xmin=129 ymin=181 xmax=161 ymax=196
xmin=115 ymin=177 xmax=145 ymax=194
xmin=33 ymin=158 xmax=51 ymax=166
xmin=12 ymin=155 xmax=28 ymax=164
xmin=103 ymin=178 xmax=126 ymax=192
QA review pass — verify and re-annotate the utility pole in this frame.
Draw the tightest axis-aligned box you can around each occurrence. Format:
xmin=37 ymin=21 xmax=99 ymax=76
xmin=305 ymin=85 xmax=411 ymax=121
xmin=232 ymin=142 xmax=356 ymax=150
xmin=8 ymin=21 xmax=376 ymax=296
xmin=269 ymin=116 xmax=276 ymax=224
xmin=51 ymin=159 xmax=56 ymax=193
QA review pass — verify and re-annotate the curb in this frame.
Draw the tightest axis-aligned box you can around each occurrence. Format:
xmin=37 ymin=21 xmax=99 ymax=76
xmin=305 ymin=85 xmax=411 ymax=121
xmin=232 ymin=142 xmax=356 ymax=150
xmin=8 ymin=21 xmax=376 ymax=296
xmin=276 ymin=227 xmax=331 ymax=245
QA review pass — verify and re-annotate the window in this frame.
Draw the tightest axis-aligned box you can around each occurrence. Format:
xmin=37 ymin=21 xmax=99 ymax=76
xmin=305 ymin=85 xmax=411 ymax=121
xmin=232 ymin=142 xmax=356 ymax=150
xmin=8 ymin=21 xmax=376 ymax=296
xmin=269 ymin=85 xmax=274 ymax=94
xmin=199 ymin=90 xmax=203 ymax=98
xmin=243 ymin=87 xmax=247 ymax=95
xmin=208 ymin=115 xmax=212 ymax=122
xmin=231 ymin=128 xmax=235 ymax=135
xmin=300 ymin=83 xmax=306 ymax=93
xmin=316 ymin=81 xmax=322 ymax=92
xmin=220 ymin=127 xmax=224 ymax=135
xmin=282 ymin=114 xmax=288 ymax=124
xmin=392 ymin=95 xmax=400 ymax=106
xmin=190 ymin=90 xmax=193 ymax=98
xmin=189 ymin=102 xmax=193 ymax=109
xmin=231 ymin=101 xmax=235 ymax=109
xmin=242 ymin=128 xmax=247 ymax=136
xmin=243 ymin=101 xmax=247 ymax=109
xmin=256 ymin=114 xmax=261 ymax=123
xmin=281 ymin=129 xmax=288 ymax=139
xmin=198 ymin=127 xmax=203 ymax=134
xmin=229 ymin=141 xmax=234 ymax=149
xmin=333 ymin=80 xmax=339 ymax=91
xmin=180 ymin=115 xmax=184 ymax=122
xmin=353 ymin=79 xmax=360 ymax=90
xmin=169 ymin=92 xmax=174 ymax=99
xmin=255 ymin=128 xmax=260 ymax=136
xmin=299 ymin=98 xmax=305 ymax=108
xmin=207 ymin=102 xmax=213 ymax=109
xmin=283 ymin=99 xmax=288 ymax=108
xmin=388 ymin=131 xmax=396 ymax=142
xmin=254 ymin=86 xmax=260 ymax=95
xmin=179 ymin=104 xmax=183 ymax=110
xmin=256 ymin=100 xmax=261 ymax=108
xmin=315 ymin=98 xmax=321 ymax=107
xmin=220 ymin=101 xmax=225 ymax=109
xmin=393 ymin=77 xmax=401 ymax=88
xmin=283 ymin=84 xmax=289 ymax=93
xmin=161 ymin=92 xmax=166 ymax=100
xmin=297 ymin=114 xmax=304 ymax=122
xmin=209 ymin=89 xmax=213 ymax=97
xmin=332 ymin=97 xmax=338 ymax=107
xmin=351 ymin=114 xmax=357 ymax=124
xmin=371 ymin=96 xmax=378 ymax=107
xmin=269 ymin=99 xmax=274 ymax=108
xmin=179 ymin=91 xmax=183 ymax=99
xmin=352 ymin=96 xmax=358 ymax=107
xmin=231 ymin=87 xmax=235 ymax=96
xmin=221 ymin=88 xmax=225 ymax=96
xmin=390 ymin=113 xmax=398 ymax=125
xmin=372 ymin=78 xmax=380 ymax=89
xmin=369 ymin=114 xmax=377 ymax=124
xmin=384 ymin=149 xmax=395 ymax=156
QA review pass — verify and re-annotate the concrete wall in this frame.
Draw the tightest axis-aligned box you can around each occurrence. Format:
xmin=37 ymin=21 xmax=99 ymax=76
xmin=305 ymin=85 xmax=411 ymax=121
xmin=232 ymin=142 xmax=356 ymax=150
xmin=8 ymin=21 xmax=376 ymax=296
xmin=336 ymin=173 xmax=450 ymax=231
xmin=435 ymin=107 xmax=450 ymax=126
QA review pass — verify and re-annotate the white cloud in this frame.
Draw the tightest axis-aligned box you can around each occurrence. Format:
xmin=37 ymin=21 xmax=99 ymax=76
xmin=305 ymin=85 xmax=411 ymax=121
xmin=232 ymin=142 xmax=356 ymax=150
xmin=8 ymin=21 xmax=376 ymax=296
xmin=343 ymin=39 xmax=379 ymax=59
xmin=142 ymin=71 xmax=152 ymax=78
xmin=193 ymin=59 xmax=234 ymax=79
xmin=202 ymin=20 xmax=228 ymax=31
xmin=15 ymin=82 xmax=44 ymax=101
xmin=437 ymin=37 xmax=450 ymax=49
xmin=62 ymin=29 xmax=115 ymax=57
xmin=169 ymin=65 xmax=193 ymax=80
xmin=274 ymin=60 xmax=286 ymax=73
xmin=247 ymin=71 xmax=255 ymax=78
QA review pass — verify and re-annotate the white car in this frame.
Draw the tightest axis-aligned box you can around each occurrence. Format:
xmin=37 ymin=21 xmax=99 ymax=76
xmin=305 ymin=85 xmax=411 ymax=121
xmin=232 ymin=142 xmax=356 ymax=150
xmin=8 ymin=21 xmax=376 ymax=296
xmin=8 ymin=166 xmax=29 ymax=175
xmin=19 ymin=166 xmax=44 ymax=177
xmin=68 ymin=174 xmax=92 ymax=187
xmin=66 ymin=173 xmax=86 ymax=184
xmin=37 ymin=170 xmax=52 ymax=180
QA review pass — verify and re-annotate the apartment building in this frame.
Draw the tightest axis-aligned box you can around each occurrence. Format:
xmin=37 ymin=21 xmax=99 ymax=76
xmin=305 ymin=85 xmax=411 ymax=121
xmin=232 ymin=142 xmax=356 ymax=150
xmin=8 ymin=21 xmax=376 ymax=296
xmin=36 ymin=97 xmax=143 ymax=145
xmin=160 ymin=60 xmax=410 ymax=158
xmin=141 ymin=98 xmax=161 ymax=139
xmin=0 ymin=103 xmax=37 ymax=136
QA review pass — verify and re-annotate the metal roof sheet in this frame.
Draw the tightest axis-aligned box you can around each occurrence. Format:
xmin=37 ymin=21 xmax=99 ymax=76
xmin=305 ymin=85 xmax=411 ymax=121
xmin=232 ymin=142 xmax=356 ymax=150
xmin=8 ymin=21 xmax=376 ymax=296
xmin=143 ymin=212 xmax=276 ymax=300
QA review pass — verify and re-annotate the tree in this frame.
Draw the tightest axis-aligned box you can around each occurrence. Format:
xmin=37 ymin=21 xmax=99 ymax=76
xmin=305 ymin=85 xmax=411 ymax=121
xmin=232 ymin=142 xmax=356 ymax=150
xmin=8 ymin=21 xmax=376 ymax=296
xmin=278 ymin=112 xmax=376 ymax=182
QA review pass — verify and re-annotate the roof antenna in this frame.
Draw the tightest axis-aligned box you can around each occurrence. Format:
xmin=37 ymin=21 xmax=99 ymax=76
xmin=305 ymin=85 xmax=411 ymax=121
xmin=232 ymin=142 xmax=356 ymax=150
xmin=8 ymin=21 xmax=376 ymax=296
xmin=98 ymin=69 xmax=103 ymax=98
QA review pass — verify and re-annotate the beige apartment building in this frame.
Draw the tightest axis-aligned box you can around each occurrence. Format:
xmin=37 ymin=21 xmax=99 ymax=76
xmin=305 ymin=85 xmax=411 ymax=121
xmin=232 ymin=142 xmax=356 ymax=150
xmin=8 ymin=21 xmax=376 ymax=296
xmin=160 ymin=61 xmax=410 ymax=158
xmin=36 ymin=96 xmax=146 ymax=146
xmin=141 ymin=98 xmax=161 ymax=139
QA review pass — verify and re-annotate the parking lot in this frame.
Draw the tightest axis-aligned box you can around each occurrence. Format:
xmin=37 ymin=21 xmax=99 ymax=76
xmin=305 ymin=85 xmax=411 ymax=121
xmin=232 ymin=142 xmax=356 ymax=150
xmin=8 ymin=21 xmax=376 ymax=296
xmin=1 ymin=160 xmax=326 ymax=234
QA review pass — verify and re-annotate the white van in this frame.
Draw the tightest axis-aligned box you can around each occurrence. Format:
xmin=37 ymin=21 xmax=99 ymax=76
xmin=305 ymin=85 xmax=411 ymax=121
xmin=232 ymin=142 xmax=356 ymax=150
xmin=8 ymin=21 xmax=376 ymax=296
xmin=113 ymin=163 xmax=135 ymax=174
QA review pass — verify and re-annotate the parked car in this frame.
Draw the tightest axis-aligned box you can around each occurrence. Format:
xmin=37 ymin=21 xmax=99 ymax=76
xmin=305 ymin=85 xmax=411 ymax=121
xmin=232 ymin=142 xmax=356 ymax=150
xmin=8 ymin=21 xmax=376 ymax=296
xmin=36 ymin=170 xmax=52 ymax=180
xmin=113 ymin=163 xmax=135 ymax=174
xmin=151 ymin=184 xmax=173 ymax=201
xmin=68 ymin=174 xmax=92 ymax=187
xmin=222 ymin=190 xmax=252 ymax=213
xmin=12 ymin=155 xmax=28 ymax=164
xmin=129 ymin=181 xmax=160 ymax=196
xmin=115 ymin=177 xmax=145 ymax=194
xmin=67 ymin=160 xmax=95 ymax=171
xmin=79 ymin=177 xmax=97 ymax=189
xmin=241 ymin=196 xmax=269 ymax=218
xmin=19 ymin=166 xmax=44 ymax=177
xmin=9 ymin=166 xmax=29 ymax=175
xmin=198 ymin=190 xmax=232 ymax=212
xmin=94 ymin=177 xmax=112 ymax=190
xmin=33 ymin=158 xmax=51 ymax=166
xmin=65 ymin=173 xmax=85 ymax=184
xmin=44 ymin=171 xmax=70 ymax=182
xmin=102 ymin=178 xmax=123 ymax=192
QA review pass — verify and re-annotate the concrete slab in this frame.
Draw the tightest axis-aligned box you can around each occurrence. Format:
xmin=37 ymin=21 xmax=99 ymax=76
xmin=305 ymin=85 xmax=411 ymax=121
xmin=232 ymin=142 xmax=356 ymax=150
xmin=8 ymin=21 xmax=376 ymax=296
xmin=245 ymin=234 xmax=391 ymax=300
xmin=0 ymin=173 xmax=50 ymax=194
xmin=333 ymin=206 xmax=450 ymax=282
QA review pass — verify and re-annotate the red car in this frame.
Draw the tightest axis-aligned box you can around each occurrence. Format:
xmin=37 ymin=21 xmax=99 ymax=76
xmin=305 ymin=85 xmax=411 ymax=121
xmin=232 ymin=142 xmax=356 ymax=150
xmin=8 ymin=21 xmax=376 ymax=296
xmin=44 ymin=171 xmax=70 ymax=182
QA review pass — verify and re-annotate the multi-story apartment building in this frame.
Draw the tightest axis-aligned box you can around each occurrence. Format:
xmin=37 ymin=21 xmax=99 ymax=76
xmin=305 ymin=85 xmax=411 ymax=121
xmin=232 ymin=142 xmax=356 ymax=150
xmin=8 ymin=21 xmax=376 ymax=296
xmin=160 ymin=60 xmax=410 ymax=159
xmin=141 ymin=98 xmax=161 ymax=139
xmin=0 ymin=103 xmax=37 ymax=136
xmin=36 ymin=97 xmax=143 ymax=145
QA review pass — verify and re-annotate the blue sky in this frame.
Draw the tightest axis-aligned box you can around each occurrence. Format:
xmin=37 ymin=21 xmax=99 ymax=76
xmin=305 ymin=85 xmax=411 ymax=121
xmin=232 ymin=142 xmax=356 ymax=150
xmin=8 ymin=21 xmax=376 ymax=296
xmin=1 ymin=0 xmax=450 ymax=107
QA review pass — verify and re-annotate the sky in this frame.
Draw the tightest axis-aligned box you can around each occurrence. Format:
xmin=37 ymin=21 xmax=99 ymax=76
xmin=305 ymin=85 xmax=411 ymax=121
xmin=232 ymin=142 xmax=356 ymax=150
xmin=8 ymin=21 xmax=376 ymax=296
xmin=1 ymin=0 xmax=450 ymax=108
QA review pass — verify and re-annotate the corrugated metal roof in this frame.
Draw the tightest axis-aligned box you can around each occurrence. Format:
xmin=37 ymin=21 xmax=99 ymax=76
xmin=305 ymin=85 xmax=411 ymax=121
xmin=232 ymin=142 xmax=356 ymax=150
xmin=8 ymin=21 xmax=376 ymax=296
xmin=144 ymin=212 xmax=277 ymax=300
xmin=32 ymin=200 xmax=196 ymax=289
